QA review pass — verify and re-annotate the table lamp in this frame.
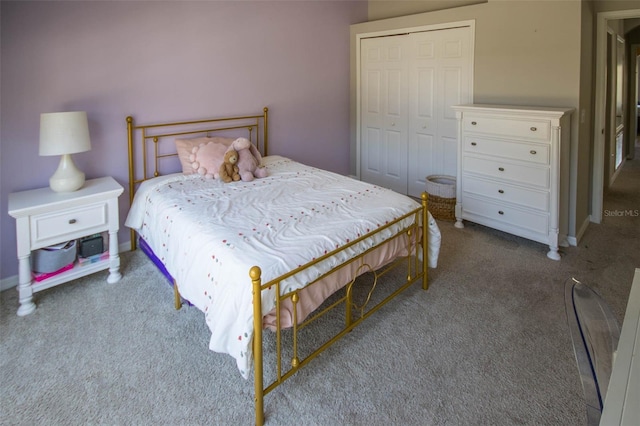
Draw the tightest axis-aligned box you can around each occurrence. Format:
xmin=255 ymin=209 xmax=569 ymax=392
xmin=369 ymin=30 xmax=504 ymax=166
xmin=39 ymin=111 xmax=92 ymax=192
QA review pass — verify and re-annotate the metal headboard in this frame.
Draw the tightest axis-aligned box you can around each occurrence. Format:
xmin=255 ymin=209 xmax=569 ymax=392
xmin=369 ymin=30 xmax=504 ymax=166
xmin=126 ymin=107 xmax=268 ymax=249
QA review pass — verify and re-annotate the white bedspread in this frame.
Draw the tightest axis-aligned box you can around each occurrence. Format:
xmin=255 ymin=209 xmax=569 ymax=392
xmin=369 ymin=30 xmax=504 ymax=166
xmin=125 ymin=156 xmax=441 ymax=378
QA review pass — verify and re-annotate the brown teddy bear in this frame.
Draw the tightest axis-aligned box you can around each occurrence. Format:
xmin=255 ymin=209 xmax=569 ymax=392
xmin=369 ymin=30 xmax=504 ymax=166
xmin=219 ymin=149 xmax=241 ymax=183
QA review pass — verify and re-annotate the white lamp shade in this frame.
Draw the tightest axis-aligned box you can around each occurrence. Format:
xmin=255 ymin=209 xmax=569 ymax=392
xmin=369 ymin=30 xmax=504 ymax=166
xmin=39 ymin=111 xmax=91 ymax=156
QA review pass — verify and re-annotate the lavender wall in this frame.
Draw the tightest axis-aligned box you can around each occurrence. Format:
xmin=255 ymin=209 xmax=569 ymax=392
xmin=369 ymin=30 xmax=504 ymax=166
xmin=0 ymin=1 xmax=368 ymax=280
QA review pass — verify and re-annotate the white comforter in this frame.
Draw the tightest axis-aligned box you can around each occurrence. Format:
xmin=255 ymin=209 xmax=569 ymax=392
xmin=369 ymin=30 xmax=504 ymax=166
xmin=125 ymin=156 xmax=441 ymax=378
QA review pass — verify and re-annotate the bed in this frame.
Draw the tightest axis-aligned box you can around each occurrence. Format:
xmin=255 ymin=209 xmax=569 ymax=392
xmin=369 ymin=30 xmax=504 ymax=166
xmin=124 ymin=108 xmax=441 ymax=424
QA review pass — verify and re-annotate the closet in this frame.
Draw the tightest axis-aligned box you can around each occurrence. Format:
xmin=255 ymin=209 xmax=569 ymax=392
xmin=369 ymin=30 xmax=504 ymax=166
xmin=358 ymin=24 xmax=473 ymax=198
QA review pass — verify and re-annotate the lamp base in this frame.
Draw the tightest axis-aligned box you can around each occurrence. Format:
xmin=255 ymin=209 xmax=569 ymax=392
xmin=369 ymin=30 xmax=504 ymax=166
xmin=50 ymin=154 xmax=85 ymax=192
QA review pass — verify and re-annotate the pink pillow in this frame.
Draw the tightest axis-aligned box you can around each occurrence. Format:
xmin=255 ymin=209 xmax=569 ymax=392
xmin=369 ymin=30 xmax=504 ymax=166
xmin=189 ymin=140 xmax=230 ymax=179
xmin=175 ymin=137 xmax=234 ymax=174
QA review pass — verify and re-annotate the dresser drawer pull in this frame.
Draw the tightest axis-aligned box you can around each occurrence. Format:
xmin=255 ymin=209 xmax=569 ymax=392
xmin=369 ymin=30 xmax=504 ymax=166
xmin=471 ymin=142 xmax=477 ymax=146
xmin=498 ymin=189 xmax=504 ymax=194
xmin=471 ymin=121 xmax=477 ymax=125
xmin=498 ymin=167 xmax=505 ymax=172
xmin=530 ymin=150 xmax=537 ymax=155
xmin=498 ymin=210 xmax=504 ymax=215
xmin=68 ymin=219 xmax=77 ymax=224
xmin=530 ymin=126 xmax=537 ymax=131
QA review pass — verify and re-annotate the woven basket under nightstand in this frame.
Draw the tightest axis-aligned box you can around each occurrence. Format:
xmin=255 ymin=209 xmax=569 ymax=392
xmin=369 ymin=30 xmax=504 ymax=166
xmin=425 ymin=175 xmax=456 ymax=221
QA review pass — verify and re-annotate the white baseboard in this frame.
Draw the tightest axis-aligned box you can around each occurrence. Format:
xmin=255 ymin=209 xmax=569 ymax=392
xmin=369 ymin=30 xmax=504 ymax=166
xmin=567 ymin=216 xmax=590 ymax=247
xmin=566 ymin=236 xmax=578 ymax=247
xmin=0 ymin=240 xmax=131 ymax=292
xmin=0 ymin=275 xmax=19 ymax=292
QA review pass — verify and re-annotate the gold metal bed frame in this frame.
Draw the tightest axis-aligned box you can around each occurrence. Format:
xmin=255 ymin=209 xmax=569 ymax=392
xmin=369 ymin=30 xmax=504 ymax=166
xmin=126 ymin=108 xmax=430 ymax=425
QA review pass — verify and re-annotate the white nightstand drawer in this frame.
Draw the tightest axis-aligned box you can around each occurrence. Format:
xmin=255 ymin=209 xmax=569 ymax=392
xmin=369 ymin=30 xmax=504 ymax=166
xmin=463 ymin=177 xmax=549 ymax=211
xmin=463 ymin=136 xmax=550 ymax=165
xmin=463 ymin=115 xmax=551 ymax=141
xmin=463 ymin=156 xmax=550 ymax=188
xmin=31 ymin=202 xmax=108 ymax=246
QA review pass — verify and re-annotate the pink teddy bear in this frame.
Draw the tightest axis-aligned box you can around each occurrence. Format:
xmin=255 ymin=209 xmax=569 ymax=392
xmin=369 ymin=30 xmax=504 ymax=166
xmin=226 ymin=137 xmax=268 ymax=182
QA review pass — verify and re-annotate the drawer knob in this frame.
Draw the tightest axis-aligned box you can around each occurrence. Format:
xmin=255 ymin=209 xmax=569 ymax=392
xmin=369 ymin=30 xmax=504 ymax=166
xmin=498 ymin=167 xmax=505 ymax=172
xmin=68 ymin=219 xmax=77 ymax=224
xmin=498 ymin=210 xmax=504 ymax=215
xmin=498 ymin=189 xmax=504 ymax=194
xmin=530 ymin=126 xmax=537 ymax=131
xmin=471 ymin=121 xmax=477 ymax=125
xmin=530 ymin=150 xmax=537 ymax=155
xmin=471 ymin=142 xmax=477 ymax=146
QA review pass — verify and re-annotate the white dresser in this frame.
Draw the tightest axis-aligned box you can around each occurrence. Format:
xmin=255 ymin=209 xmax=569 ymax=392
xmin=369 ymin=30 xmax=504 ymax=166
xmin=452 ymin=104 xmax=573 ymax=260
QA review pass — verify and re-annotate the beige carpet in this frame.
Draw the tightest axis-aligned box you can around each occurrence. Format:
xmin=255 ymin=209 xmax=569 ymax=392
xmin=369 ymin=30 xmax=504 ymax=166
xmin=1 ymin=149 xmax=638 ymax=425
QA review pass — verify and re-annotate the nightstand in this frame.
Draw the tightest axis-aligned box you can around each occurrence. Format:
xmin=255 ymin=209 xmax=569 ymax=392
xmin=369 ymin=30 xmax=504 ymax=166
xmin=8 ymin=176 xmax=124 ymax=316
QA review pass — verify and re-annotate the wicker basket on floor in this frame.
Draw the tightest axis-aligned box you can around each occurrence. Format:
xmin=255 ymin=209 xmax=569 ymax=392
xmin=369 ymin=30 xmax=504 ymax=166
xmin=425 ymin=175 xmax=456 ymax=221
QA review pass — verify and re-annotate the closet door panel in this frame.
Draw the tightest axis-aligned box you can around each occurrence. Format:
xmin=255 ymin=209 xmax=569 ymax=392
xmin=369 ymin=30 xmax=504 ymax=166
xmin=365 ymin=71 xmax=381 ymax=113
xmin=442 ymin=67 xmax=462 ymax=134
xmin=360 ymin=36 xmax=409 ymax=194
xmin=386 ymin=129 xmax=405 ymax=179
xmin=387 ymin=69 xmax=403 ymax=116
xmin=408 ymin=63 xmax=436 ymax=197
xmin=442 ymin=135 xmax=458 ymax=178
xmin=362 ymin=69 xmax=383 ymax=176
xmin=407 ymin=27 xmax=472 ymax=198
xmin=363 ymin=127 xmax=382 ymax=174
xmin=360 ymin=25 xmax=472 ymax=198
xmin=413 ymin=38 xmax=437 ymax=133
xmin=440 ymin=67 xmax=463 ymax=178
xmin=408 ymin=36 xmax=435 ymax=198
xmin=438 ymin=27 xmax=472 ymax=181
xmin=412 ymin=66 xmax=435 ymax=149
xmin=408 ymin=133 xmax=435 ymax=194
xmin=443 ymin=37 xmax=464 ymax=58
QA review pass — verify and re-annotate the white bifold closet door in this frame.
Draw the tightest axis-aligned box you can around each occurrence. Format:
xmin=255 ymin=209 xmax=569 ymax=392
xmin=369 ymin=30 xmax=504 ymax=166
xmin=360 ymin=26 xmax=472 ymax=198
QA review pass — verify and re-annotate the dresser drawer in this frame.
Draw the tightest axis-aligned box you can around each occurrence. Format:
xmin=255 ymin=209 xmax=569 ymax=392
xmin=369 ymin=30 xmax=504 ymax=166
xmin=462 ymin=196 xmax=549 ymax=235
xmin=463 ymin=178 xmax=549 ymax=211
xmin=463 ymin=136 xmax=549 ymax=165
xmin=463 ymin=156 xmax=550 ymax=188
xmin=463 ymin=115 xmax=550 ymax=141
xmin=31 ymin=202 xmax=108 ymax=246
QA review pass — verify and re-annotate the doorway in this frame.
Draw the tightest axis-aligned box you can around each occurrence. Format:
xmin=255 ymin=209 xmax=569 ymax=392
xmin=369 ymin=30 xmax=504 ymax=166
xmin=592 ymin=8 xmax=640 ymax=224
xmin=633 ymin=45 xmax=640 ymax=145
